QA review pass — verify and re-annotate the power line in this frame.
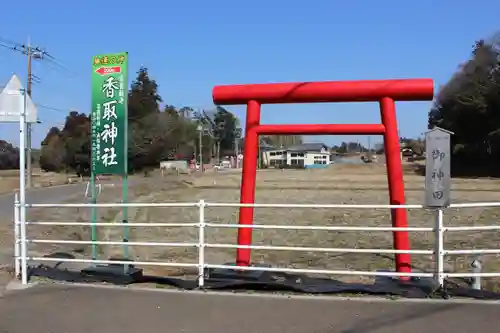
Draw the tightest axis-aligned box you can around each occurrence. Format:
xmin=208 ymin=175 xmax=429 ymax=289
xmin=0 ymin=37 xmax=23 ymax=52
xmin=36 ymin=104 xmax=69 ymax=114
xmin=0 ymin=36 xmax=55 ymax=188
xmin=0 ymin=36 xmax=78 ymax=83
xmin=1 ymin=37 xmax=82 ymax=186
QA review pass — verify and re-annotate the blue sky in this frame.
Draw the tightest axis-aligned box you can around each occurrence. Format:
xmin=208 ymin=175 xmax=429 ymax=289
xmin=0 ymin=1 xmax=498 ymax=148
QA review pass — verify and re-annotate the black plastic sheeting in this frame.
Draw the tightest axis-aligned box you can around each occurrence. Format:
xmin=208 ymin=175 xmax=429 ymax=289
xmin=28 ymin=253 xmax=500 ymax=300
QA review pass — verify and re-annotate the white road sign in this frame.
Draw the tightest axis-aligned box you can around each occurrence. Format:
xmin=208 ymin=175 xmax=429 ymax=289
xmin=0 ymin=74 xmax=38 ymax=123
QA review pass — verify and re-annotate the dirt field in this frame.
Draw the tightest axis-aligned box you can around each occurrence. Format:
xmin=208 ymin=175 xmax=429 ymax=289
xmin=10 ymin=165 xmax=500 ymax=291
xmin=0 ymin=169 xmax=79 ymax=194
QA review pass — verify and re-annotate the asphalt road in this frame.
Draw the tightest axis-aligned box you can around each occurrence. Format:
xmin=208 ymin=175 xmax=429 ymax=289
xmin=1 ymin=284 xmax=499 ymax=333
xmin=0 ymin=183 xmax=87 ymax=217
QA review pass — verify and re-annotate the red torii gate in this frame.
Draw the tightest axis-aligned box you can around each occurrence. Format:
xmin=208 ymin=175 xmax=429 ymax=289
xmin=212 ymin=79 xmax=434 ymax=276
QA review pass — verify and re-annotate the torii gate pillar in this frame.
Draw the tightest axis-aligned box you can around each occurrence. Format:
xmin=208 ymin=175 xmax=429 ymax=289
xmin=213 ymin=79 xmax=434 ymax=277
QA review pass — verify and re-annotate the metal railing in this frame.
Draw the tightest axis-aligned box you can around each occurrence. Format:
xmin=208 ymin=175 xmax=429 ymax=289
xmin=13 ymin=195 xmax=500 ymax=289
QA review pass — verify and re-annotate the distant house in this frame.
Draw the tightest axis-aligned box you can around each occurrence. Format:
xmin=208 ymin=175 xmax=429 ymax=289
xmin=262 ymin=143 xmax=330 ymax=168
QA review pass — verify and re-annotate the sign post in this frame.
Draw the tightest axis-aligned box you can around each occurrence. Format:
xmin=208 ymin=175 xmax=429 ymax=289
xmin=424 ymin=127 xmax=453 ymax=287
xmin=424 ymin=127 xmax=453 ymax=207
xmin=91 ymin=52 xmax=129 ymax=262
xmin=1 ymin=77 xmax=35 ymax=284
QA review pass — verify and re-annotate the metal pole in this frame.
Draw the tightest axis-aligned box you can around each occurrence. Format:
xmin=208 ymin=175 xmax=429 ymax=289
xmin=122 ymin=65 xmax=129 ymax=266
xmin=258 ymin=139 xmax=261 ymax=169
xmin=14 ymin=192 xmax=20 ymax=278
xmin=19 ymin=85 xmax=28 ymax=284
xmin=26 ymin=38 xmax=33 ymax=189
xmin=122 ymin=133 xmax=129 ymax=263
xmin=26 ymin=127 xmax=31 ymax=188
xmin=90 ymin=172 xmax=98 ymax=261
xmin=122 ymin=175 xmax=129 ymax=270
xmin=235 ymin=135 xmax=239 ymax=168
xmin=216 ymin=141 xmax=220 ymax=165
xmin=198 ymin=199 xmax=205 ymax=288
xmin=435 ymin=208 xmax=444 ymax=288
xmin=199 ymin=126 xmax=203 ymax=172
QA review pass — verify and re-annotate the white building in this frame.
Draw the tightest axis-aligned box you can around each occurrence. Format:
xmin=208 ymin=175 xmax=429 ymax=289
xmin=262 ymin=143 xmax=331 ymax=168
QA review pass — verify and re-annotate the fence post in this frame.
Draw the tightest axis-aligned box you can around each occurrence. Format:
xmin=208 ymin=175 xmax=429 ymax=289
xmin=19 ymin=195 xmax=28 ymax=285
xmin=14 ymin=192 xmax=20 ymax=279
xmin=434 ymin=208 xmax=445 ymax=288
xmin=471 ymin=256 xmax=482 ymax=290
xmin=198 ymin=199 xmax=206 ymax=288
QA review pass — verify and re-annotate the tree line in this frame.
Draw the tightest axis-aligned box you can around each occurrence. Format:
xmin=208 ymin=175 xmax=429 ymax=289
xmin=36 ymin=67 xmax=303 ymax=175
xmin=429 ymin=34 xmax=500 ymax=176
xmin=0 ymin=59 xmax=304 ymax=174
xmin=330 ymin=32 xmax=500 ymax=176
xmin=38 ymin=67 xmax=242 ymax=175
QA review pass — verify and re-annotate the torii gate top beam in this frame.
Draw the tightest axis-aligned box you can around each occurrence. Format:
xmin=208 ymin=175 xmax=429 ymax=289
xmin=213 ymin=79 xmax=434 ymax=105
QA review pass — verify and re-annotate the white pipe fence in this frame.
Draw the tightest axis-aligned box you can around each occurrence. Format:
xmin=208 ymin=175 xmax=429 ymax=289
xmin=12 ymin=195 xmax=500 ymax=289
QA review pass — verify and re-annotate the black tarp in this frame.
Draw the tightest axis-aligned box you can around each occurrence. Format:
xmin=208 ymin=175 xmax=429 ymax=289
xmin=26 ymin=253 xmax=500 ymax=300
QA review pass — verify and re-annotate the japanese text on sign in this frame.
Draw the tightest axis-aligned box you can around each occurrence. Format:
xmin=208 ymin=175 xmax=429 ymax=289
xmin=424 ymin=128 xmax=452 ymax=207
xmin=430 ymin=148 xmax=446 ymax=200
xmin=91 ymin=52 xmax=128 ymax=175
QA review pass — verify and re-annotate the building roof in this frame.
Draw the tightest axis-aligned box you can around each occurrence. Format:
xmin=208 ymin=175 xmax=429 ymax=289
xmin=262 ymin=142 xmax=330 ymax=152
xmin=285 ymin=143 xmax=329 ymax=152
xmin=259 ymin=140 xmax=276 ymax=151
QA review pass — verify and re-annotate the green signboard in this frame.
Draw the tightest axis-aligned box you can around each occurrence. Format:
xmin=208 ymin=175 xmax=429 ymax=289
xmin=91 ymin=52 xmax=128 ymax=175
xmin=90 ymin=52 xmax=130 ymax=263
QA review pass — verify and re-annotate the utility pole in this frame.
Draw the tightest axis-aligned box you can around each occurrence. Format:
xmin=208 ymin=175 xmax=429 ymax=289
xmin=23 ymin=38 xmax=47 ymax=188
xmin=367 ymin=136 xmax=373 ymax=161
xmin=234 ymin=137 xmax=239 ymax=168
xmin=234 ymin=127 xmax=241 ymax=168
xmin=25 ymin=39 xmax=33 ymax=188
xmin=197 ymin=124 xmax=203 ymax=172
xmin=1 ymin=37 xmax=50 ymax=188
xmin=258 ymin=139 xmax=261 ymax=169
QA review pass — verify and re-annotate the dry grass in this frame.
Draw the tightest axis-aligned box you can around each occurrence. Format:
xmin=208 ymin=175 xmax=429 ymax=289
xmin=0 ymin=169 xmax=80 ymax=194
xmin=22 ymin=172 xmax=194 ymax=256
xmin=16 ymin=165 xmax=500 ymax=291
